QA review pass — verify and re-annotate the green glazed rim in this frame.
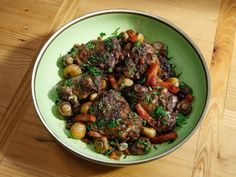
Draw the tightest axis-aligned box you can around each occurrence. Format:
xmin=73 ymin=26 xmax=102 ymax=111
xmin=31 ymin=9 xmax=210 ymax=166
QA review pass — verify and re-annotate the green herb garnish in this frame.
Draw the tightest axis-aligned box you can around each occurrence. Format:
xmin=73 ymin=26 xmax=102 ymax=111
xmin=155 ymin=106 xmax=167 ymax=117
xmin=104 ymin=38 xmax=115 ymax=50
xmin=64 ymin=78 xmax=74 ymax=87
xmin=107 ymin=119 xmax=117 ymax=128
xmin=111 ymin=27 xmax=120 ymax=37
xmin=68 ymin=47 xmax=78 ymax=58
xmin=134 ymin=41 xmax=141 ymax=48
xmin=176 ymin=113 xmax=188 ymax=127
xmin=86 ymin=41 xmax=95 ymax=49
xmin=108 ymin=67 xmax=113 ymax=73
xmin=99 ymin=32 xmax=106 ymax=38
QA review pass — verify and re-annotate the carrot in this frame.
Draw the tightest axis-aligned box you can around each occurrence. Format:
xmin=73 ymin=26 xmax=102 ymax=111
xmin=108 ymin=76 xmax=118 ymax=90
xmin=151 ymin=132 xmax=178 ymax=144
xmin=126 ymin=29 xmax=138 ymax=43
xmin=109 ymin=151 xmax=122 ymax=160
xmin=185 ymin=94 xmax=193 ymax=102
xmin=135 ymin=103 xmax=156 ymax=128
xmin=73 ymin=114 xmax=96 ymax=122
xmin=155 ymin=82 xmax=179 ymax=94
xmin=139 ymin=56 xmax=145 ymax=65
xmin=145 ymin=63 xmax=159 ymax=88
xmin=87 ymin=131 xmax=102 ymax=138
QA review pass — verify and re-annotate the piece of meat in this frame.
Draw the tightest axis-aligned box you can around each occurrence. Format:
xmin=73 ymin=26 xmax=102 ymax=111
xmin=75 ymin=38 xmax=124 ymax=70
xmin=123 ymin=44 xmax=154 ymax=80
xmin=89 ymin=90 xmax=142 ymax=141
xmin=57 ymin=74 xmax=106 ymax=101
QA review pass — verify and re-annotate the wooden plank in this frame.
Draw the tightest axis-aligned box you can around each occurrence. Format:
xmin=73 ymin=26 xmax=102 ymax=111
xmin=192 ymin=0 xmax=236 ymax=177
xmin=0 ymin=0 xmax=82 ymax=162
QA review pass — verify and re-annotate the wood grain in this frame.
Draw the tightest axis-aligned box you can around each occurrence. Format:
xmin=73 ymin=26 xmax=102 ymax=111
xmin=0 ymin=0 xmax=82 ymax=161
xmin=1 ymin=0 xmax=236 ymax=177
xmin=192 ymin=0 xmax=236 ymax=177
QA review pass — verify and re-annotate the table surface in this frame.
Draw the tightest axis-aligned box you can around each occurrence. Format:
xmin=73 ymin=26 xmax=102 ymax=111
xmin=0 ymin=0 xmax=236 ymax=177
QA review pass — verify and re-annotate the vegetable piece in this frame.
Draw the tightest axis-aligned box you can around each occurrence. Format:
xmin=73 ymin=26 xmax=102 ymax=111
xmin=120 ymin=32 xmax=129 ymax=42
xmin=64 ymin=64 xmax=82 ymax=78
xmin=108 ymin=76 xmax=118 ymax=90
xmin=151 ymin=132 xmax=178 ymax=144
xmin=101 ymin=79 xmax=107 ymax=90
xmin=94 ymin=136 xmax=110 ymax=154
xmin=89 ymin=93 xmax=98 ymax=101
xmin=166 ymin=77 xmax=180 ymax=87
xmin=130 ymin=137 xmax=151 ymax=155
xmin=80 ymin=102 xmax=92 ymax=114
xmin=118 ymin=142 xmax=128 ymax=151
xmin=177 ymin=99 xmax=192 ymax=115
xmin=70 ymin=122 xmax=86 ymax=139
xmin=145 ymin=63 xmax=159 ymax=88
xmin=137 ymin=33 xmax=144 ymax=43
xmin=155 ymin=82 xmax=179 ymax=94
xmin=135 ymin=104 xmax=156 ymax=127
xmin=88 ymin=131 xmax=102 ymax=138
xmin=109 ymin=150 xmax=122 ymax=160
xmin=118 ymin=76 xmax=134 ymax=88
xmin=152 ymin=41 xmax=164 ymax=51
xmin=126 ymin=29 xmax=138 ymax=43
xmin=64 ymin=55 xmax=74 ymax=65
xmin=142 ymin=127 xmax=156 ymax=138
xmin=58 ymin=102 xmax=73 ymax=117
xmin=73 ymin=114 xmax=96 ymax=122
xmin=185 ymin=94 xmax=193 ymax=102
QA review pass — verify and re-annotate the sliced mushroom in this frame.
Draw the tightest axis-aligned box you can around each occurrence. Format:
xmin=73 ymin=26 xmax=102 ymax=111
xmin=58 ymin=102 xmax=73 ymax=117
xmin=130 ymin=137 xmax=151 ymax=155
xmin=94 ymin=136 xmax=110 ymax=154
xmin=177 ymin=99 xmax=192 ymax=115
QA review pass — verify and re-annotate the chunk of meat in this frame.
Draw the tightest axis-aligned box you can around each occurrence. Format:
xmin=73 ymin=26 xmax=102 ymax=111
xmin=75 ymin=38 xmax=124 ymax=70
xmin=89 ymin=90 xmax=142 ymax=141
xmin=57 ymin=74 xmax=107 ymax=101
xmin=123 ymin=44 xmax=154 ymax=80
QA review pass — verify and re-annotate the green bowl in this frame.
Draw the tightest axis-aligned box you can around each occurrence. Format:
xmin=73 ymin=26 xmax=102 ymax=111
xmin=32 ymin=9 xmax=210 ymax=166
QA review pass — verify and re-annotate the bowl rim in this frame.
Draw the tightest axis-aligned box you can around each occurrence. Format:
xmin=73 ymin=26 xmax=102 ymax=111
xmin=31 ymin=9 xmax=211 ymax=166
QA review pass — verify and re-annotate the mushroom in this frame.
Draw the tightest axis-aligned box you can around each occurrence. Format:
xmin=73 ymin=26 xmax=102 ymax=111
xmin=64 ymin=64 xmax=82 ymax=78
xmin=58 ymin=102 xmax=73 ymax=117
xmin=152 ymin=41 xmax=164 ymax=51
xmin=94 ymin=136 xmax=110 ymax=154
xmin=70 ymin=122 xmax=86 ymax=139
xmin=130 ymin=137 xmax=151 ymax=155
xmin=177 ymin=99 xmax=192 ymax=115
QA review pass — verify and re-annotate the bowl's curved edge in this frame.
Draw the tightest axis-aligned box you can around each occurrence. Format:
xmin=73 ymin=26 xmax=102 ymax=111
xmin=31 ymin=9 xmax=211 ymax=166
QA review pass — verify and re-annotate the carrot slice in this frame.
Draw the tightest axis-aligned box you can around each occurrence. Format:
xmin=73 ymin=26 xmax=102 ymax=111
xmin=151 ymin=132 xmax=178 ymax=144
xmin=88 ymin=131 xmax=102 ymax=138
xmin=108 ymin=76 xmax=118 ymax=90
xmin=73 ymin=114 xmax=96 ymax=122
xmin=145 ymin=63 xmax=159 ymax=88
xmin=135 ymin=103 xmax=156 ymax=128
xmin=155 ymin=82 xmax=179 ymax=94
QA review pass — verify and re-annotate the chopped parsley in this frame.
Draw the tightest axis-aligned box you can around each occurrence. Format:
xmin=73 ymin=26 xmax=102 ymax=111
xmin=108 ymin=67 xmax=113 ymax=73
xmin=134 ymin=41 xmax=141 ymax=48
xmin=64 ymin=78 xmax=74 ymax=87
xmin=140 ymin=78 xmax=145 ymax=84
xmin=107 ymin=119 xmax=117 ymax=128
xmin=86 ymin=123 xmax=93 ymax=131
xmin=176 ymin=113 xmax=188 ymax=127
xmin=82 ymin=64 xmax=102 ymax=76
xmin=99 ymin=32 xmax=106 ymax=38
xmin=68 ymin=47 xmax=78 ymax=58
xmin=104 ymin=148 xmax=114 ymax=156
xmin=88 ymin=55 xmax=98 ymax=62
xmin=154 ymin=106 xmax=167 ymax=117
xmin=111 ymin=27 xmax=120 ymax=37
xmin=86 ymin=41 xmax=95 ymax=49
xmin=104 ymin=38 xmax=115 ymax=50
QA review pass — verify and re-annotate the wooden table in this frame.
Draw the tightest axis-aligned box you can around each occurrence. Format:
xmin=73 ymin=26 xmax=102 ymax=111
xmin=0 ymin=0 xmax=235 ymax=176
